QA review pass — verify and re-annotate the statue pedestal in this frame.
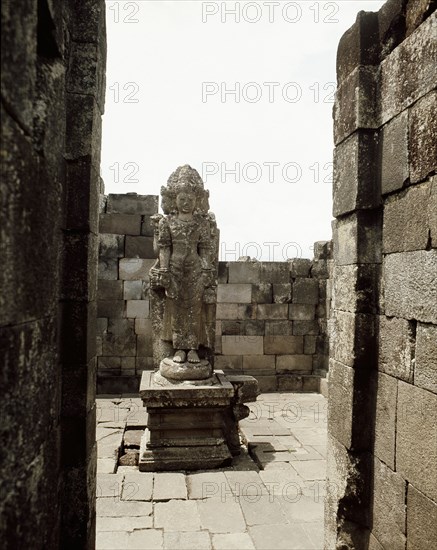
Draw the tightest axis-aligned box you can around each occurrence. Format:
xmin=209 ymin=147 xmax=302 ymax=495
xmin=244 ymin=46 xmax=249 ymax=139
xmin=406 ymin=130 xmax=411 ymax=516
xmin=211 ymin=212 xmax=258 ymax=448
xmin=139 ymin=369 xmax=259 ymax=471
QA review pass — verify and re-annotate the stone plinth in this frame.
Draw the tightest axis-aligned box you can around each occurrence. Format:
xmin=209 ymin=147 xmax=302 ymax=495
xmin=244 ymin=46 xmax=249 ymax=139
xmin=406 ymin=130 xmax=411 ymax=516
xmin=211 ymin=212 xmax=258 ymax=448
xmin=139 ymin=370 xmax=258 ymax=471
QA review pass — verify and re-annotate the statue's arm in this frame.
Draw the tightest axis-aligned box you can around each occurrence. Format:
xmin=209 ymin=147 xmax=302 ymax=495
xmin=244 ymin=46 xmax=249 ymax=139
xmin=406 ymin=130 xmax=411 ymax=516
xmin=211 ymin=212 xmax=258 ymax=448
xmin=150 ymin=217 xmax=171 ymax=289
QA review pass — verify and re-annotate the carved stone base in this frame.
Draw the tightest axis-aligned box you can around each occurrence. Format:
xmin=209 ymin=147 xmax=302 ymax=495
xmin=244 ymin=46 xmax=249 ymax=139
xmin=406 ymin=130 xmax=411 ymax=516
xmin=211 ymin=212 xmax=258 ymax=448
xmin=139 ymin=430 xmax=232 ymax=471
xmin=159 ymin=357 xmax=213 ymax=381
xmin=138 ymin=370 xmax=259 ymax=471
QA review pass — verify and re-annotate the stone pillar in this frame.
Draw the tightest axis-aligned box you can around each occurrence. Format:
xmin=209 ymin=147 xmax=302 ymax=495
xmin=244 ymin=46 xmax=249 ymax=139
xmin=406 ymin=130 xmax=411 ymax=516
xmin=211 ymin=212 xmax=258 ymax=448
xmin=326 ymin=4 xmax=437 ymax=549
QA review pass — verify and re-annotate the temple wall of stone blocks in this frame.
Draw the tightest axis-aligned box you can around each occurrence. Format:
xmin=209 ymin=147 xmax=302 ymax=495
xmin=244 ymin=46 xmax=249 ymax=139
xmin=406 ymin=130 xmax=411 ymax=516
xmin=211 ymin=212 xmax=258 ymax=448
xmin=214 ymin=247 xmax=332 ymax=392
xmin=96 ymin=193 xmax=332 ymax=394
xmin=97 ymin=193 xmax=159 ymax=392
xmin=326 ymin=2 xmax=437 ymax=548
xmin=1 ymin=1 xmax=106 ymax=547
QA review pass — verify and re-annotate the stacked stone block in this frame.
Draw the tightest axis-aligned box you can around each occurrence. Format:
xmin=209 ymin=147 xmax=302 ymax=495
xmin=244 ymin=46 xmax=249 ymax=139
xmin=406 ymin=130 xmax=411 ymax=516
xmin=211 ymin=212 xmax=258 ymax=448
xmin=97 ymin=193 xmax=158 ymax=393
xmin=215 ymin=241 xmax=332 ymax=392
xmin=326 ymin=3 xmax=437 ymax=549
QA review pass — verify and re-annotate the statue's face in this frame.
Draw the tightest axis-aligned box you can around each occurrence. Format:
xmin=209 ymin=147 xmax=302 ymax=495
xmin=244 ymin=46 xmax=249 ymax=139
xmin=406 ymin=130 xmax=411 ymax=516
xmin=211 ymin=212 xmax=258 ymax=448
xmin=176 ymin=192 xmax=196 ymax=214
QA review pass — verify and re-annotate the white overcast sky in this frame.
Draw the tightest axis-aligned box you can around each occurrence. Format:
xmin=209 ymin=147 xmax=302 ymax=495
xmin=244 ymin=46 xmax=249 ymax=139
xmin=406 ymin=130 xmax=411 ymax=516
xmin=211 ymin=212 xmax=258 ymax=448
xmin=102 ymin=0 xmax=385 ymax=260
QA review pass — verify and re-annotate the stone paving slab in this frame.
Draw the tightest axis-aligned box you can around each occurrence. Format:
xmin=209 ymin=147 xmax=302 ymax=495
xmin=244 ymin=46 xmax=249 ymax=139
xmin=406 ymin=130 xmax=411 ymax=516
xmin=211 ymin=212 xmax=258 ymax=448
xmin=95 ymin=392 xmax=327 ymax=549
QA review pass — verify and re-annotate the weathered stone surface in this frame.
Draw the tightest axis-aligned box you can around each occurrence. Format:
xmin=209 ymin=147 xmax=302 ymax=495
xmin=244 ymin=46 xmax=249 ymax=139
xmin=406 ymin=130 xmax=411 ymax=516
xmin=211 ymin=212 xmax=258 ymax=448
xmin=123 ymin=280 xmax=144 ymax=301
xmin=222 ymin=336 xmax=263 ymax=355
xmin=186 ymin=471 xmax=230 ymax=499
xmin=65 ymin=94 xmax=102 ymax=167
xmin=237 ymin=304 xmax=258 ymax=321
xmin=256 ymin=375 xmax=277 ymax=392
xmin=406 ymin=0 xmax=435 ymax=35
xmin=415 ymin=323 xmax=437 ymax=393
xmin=221 ymin=320 xmax=243 ymax=335
xmin=378 ymin=0 xmax=406 ymax=59
xmin=332 ymin=264 xmax=379 ymax=313
xmin=66 ymin=41 xmax=104 ymax=106
xmin=256 ymin=304 xmax=288 ymax=320
xmin=288 ymin=304 xmax=315 ymax=320
xmin=259 ymin=263 xmax=290 ymax=284
xmin=98 ymin=258 xmax=118 ymax=280
xmin=96 ymin=318 xmax=108 ymax=335
xmin=97 ymin=300 xmax=124 ymax=319
xmin=251 ymin=283 xmax=272 ymax=303
xmin=396 ymin=381 xmax=437 ymax=500
xmin=292 ymin=278 xmax=319 ymax=304
xmin=383 ymin=180 xmax=433 ymax=253
xmin=406 ymin=484 xmax=437 ymax=550
xmin=327 ymin=360 xmax=354 ymax=448
xmin=276 ymin=355 xmax=312 ymax=373
xmin=249 ymin=524 xmax=313 ymax=549
xmin=380 ymin=111 xmax=409 ymax=194
xmin=409 ymin=89 xmax=437 ymax=183
xmin=137 ymin=332 xmax=153 ymax=357
xmin=244 ymin=320 xmax=266 ymax=336
xmin=216 ymin=303 xmax=238 ymax=319
xmin=197 ymin=498 xmax=246 ymax=533
xmin=102 ymin=319 xmax=136 ymax=356
xmin=372 ymin=457 xmax=406 ymax=550
xmin=334 ymin=67 xmax=379 ymax=145
xmin=65 ymin=157 xmax=100 ymax=233
xmin=333 ymin=131 xmax=379 ymax=216
xmin=311 ymin=259 xmax=330 ymax=279
xmin=153 ymin=473 xmax=187 ymax=500
xmin=379 ymin=316 xmax=414 ymax=382
xmin=1 ymin=1 xmax=37 ymax=133
xmin=126 ymin=300 xmax=149 ymax=319
xmin=304 ymin=335 xmax=317 ymax=354
xmin=313 ymin=241 xmax=332 ymax=260
xmin=288 ymin=258 xmax=312 ymax=278
xmin=96 ymin=516 xmax=152 ymax=532
xmin=99 ymin=234 xmax=124 ymax=259
xmin=125 ymin=236 xmax=155 ymax=259
xmin=96 ymin=498 xmax=152 ymax=517
xmin=228 ymin=262 xmax=261 ymax=283
xmin=384 ymin=250 xmax=437 ymax=323
xmin=380 ymin=13 xmax=437 ymax=124
xmin=106 ymin=193 xmax=158 ymax=215
xmin=272 ymin=283 xmax=292 ymax=303
xmin=98 ymin=280 xmax=123 ymax=301
xmin=431 ymin=176 xmax=437 ymax=247
xmin=374 ymin=373 xmax=397 ymax=469
xmin=264 ymin=336 xmax=303 ymax=355
xmin=293 ymin=320 xmax=319 ymax=336
xmin=213 ymin=356 xmax=243 ymax=375
xmin=242 ymin=355 xmax=275 ymax=375
xmin=212 ymin=533 xmax=255 ymax=550
xmin=330 ymin=310 xmax=377 ymax=369
xmin=324 ymin=434 xmax=372 ymax=548
xmin=62 ymin=232 xmax=98 ymax=301
xmin=119 ymin=258 xmax=155 ymax=281
xmin=334 ymin=211 xmax=382 ymax=266
xmin=336 ymin=10 xmax=379 ymax=84
xmin=99 ymin=213 xmax=142 ymax=235
xmin=164 ymin=531 xmax=211 ymax=550
xmin=140 ymin=215 xmax=155 ymax=237
xmin=217 ymin=284 xmax=251 ymax=303
xmin=264 ymin=320 xmax=293 ymax=336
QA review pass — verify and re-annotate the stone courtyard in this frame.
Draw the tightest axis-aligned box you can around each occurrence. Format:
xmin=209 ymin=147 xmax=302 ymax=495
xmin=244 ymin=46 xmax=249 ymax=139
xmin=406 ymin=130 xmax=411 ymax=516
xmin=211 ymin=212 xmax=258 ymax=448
xmin=2 ymin=1 xmax=436 ymax=548
xmin=96 ymin=392 xmax=327 ymax=549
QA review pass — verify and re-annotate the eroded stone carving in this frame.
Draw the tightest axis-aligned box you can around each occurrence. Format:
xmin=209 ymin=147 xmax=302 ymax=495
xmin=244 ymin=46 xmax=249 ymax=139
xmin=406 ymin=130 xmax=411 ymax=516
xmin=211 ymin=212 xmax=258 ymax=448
xmin=149 ymin=165 xmax=218 ymax=381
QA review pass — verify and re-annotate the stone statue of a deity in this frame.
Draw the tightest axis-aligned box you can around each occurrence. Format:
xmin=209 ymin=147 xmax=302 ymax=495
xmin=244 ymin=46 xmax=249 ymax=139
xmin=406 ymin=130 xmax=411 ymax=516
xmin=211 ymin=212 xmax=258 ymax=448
xmin=149 ymin=165 xmax=218 ymax=381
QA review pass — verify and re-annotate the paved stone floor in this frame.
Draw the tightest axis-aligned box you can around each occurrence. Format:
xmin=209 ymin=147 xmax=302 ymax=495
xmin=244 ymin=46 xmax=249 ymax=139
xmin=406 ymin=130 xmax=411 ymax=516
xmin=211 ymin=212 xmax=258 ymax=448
xmin=96 ymin=392 xmax=327 ymax=550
